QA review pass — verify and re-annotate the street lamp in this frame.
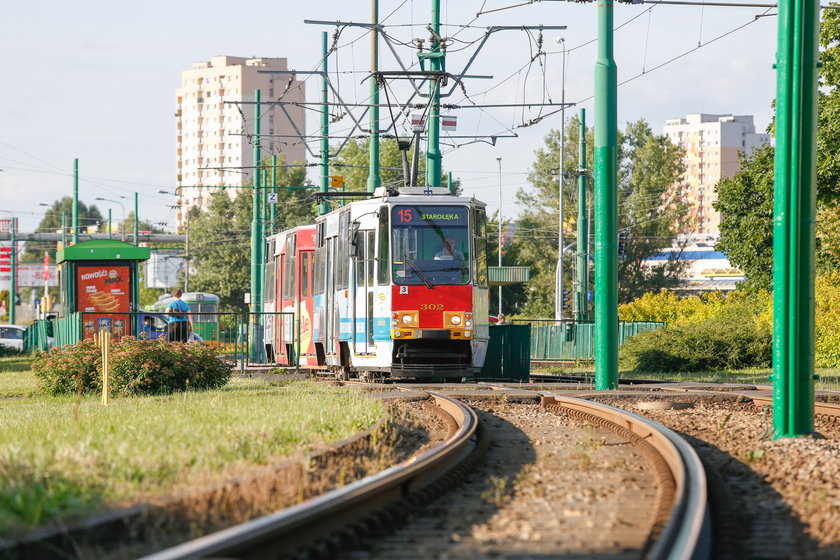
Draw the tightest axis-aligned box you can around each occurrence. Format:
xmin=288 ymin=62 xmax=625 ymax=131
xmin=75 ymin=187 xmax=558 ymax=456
xmin=95 ymin=197 xmax=126 ymax=241
xmin=496 ymin=156 xmax=503 ymax=317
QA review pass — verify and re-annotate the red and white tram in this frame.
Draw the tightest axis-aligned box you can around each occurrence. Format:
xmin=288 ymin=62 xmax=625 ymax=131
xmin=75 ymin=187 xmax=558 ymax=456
xmin=264 ymin=186 xmax=490 ymax=380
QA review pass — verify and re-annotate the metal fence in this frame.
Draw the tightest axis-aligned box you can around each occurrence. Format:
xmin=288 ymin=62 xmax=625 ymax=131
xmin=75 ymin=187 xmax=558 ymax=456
xmin=516 ymin=320 xmax=666 ymax=361
xmin=24 ymin=311 xmax=299 ymax=372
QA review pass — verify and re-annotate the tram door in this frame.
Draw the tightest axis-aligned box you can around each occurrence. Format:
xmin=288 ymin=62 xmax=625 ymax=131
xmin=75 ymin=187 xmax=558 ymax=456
xmin=325 ymin=237 xmax=336 ymax=356
xmin=353 ymin=230 xmax=376 ymax=354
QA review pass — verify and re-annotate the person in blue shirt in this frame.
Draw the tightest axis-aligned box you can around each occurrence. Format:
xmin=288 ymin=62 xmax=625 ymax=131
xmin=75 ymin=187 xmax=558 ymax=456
xmin=166 ymin=289 xmax=193 ymax=343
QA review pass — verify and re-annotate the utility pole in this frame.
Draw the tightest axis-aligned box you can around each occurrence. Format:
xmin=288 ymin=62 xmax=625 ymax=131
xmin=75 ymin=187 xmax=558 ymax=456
xmin=772 ymin=0 xmax=819 ymax=438
xmin=319 ymin=32 xmax=330 ymax=215
xmin=270 ymin=154 xmax=277 ymax=234
xmin=594 ymin=0 xmax=619 ymax=390
xmin=576 ymin=108 xmax=589 ymax=323
xmin=134 ymin=192 xmax=139 ymax=245
xmin=448 ymin=171 xmax=454 ymax=195
xmin=250 ymin=89 xmax=263 ymax=316
xmin=497 ymin=156 xmax=503 ymax=316
xmin=72 ymin=158 xmax=79 ymax=245
xmin=425 ymin=0 xmax=443 ymax=188
xmin=367 ymin=0 xmax=381 ymax=193
xmin=556 ymin=37 xmax=566 ymax=324
xmin=9 ymin=217 xmax=16 ymax=324
xmin=185 ymin=217 xmax=190 ymax=292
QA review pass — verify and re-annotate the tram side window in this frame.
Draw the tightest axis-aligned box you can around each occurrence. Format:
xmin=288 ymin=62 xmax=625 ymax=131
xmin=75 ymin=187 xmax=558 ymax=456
xmin=301 ymin=252 xmax=311 ymax=298
xmin=474 ymin=207 xmax=489 ymax=288
xmin=337 ymin=211 xmax=350 ymax=289
xmin=377 ymin=206 xmax=389 ymax=285
xmin=283 ymin=239 xmax=296 ymax=299
xmin=313 ymin=246 xmax=325 ymax=295
xmin=356 ymin=231 xmax=375 ymax=287
xmin=265 ymin=260 xmax=276 ymax=302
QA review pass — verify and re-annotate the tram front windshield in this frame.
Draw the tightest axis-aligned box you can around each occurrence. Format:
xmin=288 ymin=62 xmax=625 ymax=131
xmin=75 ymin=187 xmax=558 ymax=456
xmin=391 ymin=205 xmax=470 ymax=285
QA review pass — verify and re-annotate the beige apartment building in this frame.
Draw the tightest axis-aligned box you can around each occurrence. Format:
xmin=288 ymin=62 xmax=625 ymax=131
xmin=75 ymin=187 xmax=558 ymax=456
xmin=663 ymin=113 xmax=770 ymax=237
xmin=175 ymin=56 xmax=305 ymax=227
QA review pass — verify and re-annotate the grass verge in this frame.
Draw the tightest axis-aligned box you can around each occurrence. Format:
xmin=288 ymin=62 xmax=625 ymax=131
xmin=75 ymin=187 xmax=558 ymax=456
xmin=0 ymin=378 xmax=383 ymax=539
xmin=0 ymin=356 xmax=36 ymax=398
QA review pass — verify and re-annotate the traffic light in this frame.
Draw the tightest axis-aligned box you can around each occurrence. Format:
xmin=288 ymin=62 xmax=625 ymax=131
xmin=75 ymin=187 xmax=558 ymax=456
xmin=618 ymin=231 xmax=628 ymax=256
xmin=561 ymin=289 xmax=572 ymax=310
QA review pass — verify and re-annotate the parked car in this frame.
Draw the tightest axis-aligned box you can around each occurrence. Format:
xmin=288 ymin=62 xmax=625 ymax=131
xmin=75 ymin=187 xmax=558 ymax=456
xmin=0 ymin=325 xmax=27 ymax=352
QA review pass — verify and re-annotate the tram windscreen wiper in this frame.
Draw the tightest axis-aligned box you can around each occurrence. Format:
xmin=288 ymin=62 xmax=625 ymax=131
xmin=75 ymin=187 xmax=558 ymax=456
xmin=405 ymin=256 xmax=434 ymax=289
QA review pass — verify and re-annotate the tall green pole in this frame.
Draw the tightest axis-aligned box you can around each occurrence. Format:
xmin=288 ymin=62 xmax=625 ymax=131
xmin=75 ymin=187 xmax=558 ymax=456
xmin=319 ymin=32 xmax=330 ymax=216
xmin=133 ymin=192 xmax=139 ymax=245
xmin=367 ymin=0 xmax=381 ymax=193
xmin=270 ymin=154 xmax=277 ymax=234
xmin=575 ymin=108 xmax=589 ymax=323
xmin=9 ymin=217 xmax=16 ymax=325
xmin=772 ymin=0 xmax=819 ymax=438
xmin=250 ymin=89 xmax=263 ymax=315
xmin=72 ymin=158 xmax=78 ymax=245
xmin=448 ymin=171 xmax=454 ymax=195
xmin=594 ymin=0 xmax=618 ymax=390
xmin=425 ymin=0 xmax=442 ymax=188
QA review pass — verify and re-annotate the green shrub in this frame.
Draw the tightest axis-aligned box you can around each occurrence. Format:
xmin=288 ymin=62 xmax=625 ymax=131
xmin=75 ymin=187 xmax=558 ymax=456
xmin=620 ymin=314 xmax=772 ymax=372
xmin=32 ymin=338 xmax=231 ymax=396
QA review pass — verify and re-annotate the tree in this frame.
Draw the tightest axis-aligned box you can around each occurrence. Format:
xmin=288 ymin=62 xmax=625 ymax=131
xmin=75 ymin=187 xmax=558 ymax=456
xmin=22 ymin=197 xmax=102 ymax=261
xmin=715 ymin=10 xmax=840 ymax=288
xmin=187 ymin=156 xmax=315 ymax=313
xmin=714 ymin=145 xmax=775 ymax=291
xmin=510 ymin=117 xmax=686 ymax=316
xmin=331 ymin=138 xmax=461 ymax=194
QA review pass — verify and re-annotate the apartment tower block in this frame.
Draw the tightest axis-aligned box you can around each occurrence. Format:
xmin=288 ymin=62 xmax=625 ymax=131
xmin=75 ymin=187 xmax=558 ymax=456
xmin=175 ymin=56 xmax=305 ymax=228
xmin=663 ymin=113 xmax=770 ymax=237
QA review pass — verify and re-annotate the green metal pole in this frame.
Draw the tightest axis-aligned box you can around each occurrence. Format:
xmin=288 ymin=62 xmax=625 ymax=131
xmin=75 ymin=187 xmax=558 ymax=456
xmin=425 ymin=0 xmax=442 ymax=188
xmin=367 ymin=0 xmax=381 ymax=193
xmin=448 ymin=171 xmax=454 ymax=195
xmin=319 ymin=32 xmax=330 ymax=216
xmin=271 ymin=154 xmax=277 ymax=234
xmin=250 ymin=89 xmax=263 ymax=316
xmin=134 ymin=192 xmax=139 ymax=245
xmin=772 ymin=0 xmax=819 ymax=438
xmin=72 ymin=158 xmax=78 ymax=245
xmin=261 ymin=167 xmax=267 ymax=233
xmin=576 ymin=108 xmax=589 ymax=323
xmin=594 ymin=0 xmax=618 ymax=390
xmin=108 ymin=209 xmax=112 ymax=240
xmin=9 ymin=217 xmax=16 ymax=325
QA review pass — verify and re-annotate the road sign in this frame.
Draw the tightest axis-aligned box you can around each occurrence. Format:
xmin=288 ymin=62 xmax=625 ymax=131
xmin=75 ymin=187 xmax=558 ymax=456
xmin=331 ymin=176 xmax=344 ymax=190
xmin=267 ymin=193 xmax=278 ymax=204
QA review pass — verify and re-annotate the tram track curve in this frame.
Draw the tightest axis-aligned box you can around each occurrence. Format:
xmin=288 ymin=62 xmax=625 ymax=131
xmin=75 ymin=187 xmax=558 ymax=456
xmin=142 ymin=392 xmax=483 ymax=560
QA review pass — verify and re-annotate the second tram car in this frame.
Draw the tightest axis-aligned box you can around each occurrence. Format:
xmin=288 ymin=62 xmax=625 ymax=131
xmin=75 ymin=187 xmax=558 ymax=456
xmin=265 ymin=186 xmax=490 ymax=380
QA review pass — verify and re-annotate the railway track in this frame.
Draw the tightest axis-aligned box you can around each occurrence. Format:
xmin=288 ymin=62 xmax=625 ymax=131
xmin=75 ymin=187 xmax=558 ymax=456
xmin=145 ymin=386 xmax=710 ymax=559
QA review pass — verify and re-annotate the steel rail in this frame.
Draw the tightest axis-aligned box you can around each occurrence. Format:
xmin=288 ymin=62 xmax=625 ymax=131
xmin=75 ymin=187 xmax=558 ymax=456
xmin=749 ymin=394 xmax=840 ymax=418
xmin=540 ymin=394 xmax=711 ymax=560
xmin=142 ymin=393 xmax=478 ymax=560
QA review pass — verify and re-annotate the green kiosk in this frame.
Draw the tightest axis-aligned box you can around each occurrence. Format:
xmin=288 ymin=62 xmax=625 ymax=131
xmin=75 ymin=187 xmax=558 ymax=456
xmin=57 ymin=240 xmax=150 ymax=341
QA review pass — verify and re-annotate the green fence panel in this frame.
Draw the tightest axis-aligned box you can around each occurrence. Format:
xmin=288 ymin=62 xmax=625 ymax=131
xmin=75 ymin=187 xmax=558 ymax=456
xmin=54 ymin=313 xmax=81 ymax=348
xmin=528 ymin=321 xmax=665 ymax=361
xmin=23 ymin=321 xmax=49 ymax=354
xmin=476 ymin=324 xmax=530 ymax=382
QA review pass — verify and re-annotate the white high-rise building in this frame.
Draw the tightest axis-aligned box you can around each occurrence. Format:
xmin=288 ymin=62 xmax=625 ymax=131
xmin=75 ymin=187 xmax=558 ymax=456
xmin=175 ymin=56 xmax=305 ymax=228
xmin=663 ymin=113 xmax=770 ymax=238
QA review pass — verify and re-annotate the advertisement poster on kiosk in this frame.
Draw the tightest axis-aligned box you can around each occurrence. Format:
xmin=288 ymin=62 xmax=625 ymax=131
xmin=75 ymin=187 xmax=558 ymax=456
xmin=77 ymin=265 xmax=131 ymax=340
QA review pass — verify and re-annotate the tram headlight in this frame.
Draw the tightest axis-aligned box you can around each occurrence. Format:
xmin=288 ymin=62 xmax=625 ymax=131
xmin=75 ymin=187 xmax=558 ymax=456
xmin=402 ymin=314 xmax=413 ymax=324
xmin=450 ymin=315 xmax=462 ymax=326
xmin=465 ymin=319 xmax=472 ymax=328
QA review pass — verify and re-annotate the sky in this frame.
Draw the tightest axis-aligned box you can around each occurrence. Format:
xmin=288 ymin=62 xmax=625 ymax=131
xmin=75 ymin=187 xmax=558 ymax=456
xmin=0 ymin=0 xmax=780 ymax=235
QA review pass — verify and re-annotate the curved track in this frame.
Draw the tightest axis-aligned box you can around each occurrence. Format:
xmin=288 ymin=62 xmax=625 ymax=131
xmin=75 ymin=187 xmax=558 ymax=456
xmin=142 ymin=393 xmax=480 ymax=560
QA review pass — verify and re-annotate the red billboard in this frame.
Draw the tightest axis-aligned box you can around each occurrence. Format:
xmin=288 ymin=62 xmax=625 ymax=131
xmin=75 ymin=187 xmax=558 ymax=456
xmin=77 ymin=265 xmax=131 ymax=340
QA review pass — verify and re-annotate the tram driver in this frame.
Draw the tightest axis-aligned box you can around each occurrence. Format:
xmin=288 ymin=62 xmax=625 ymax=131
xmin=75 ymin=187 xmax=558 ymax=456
xmin=434 ymin=237 xmax=464 ymax=261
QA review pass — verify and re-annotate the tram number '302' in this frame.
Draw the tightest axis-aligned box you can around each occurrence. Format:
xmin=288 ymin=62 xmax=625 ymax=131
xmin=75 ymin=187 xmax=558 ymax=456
xmin=420 ymin=303 xmax=444 ymax=310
